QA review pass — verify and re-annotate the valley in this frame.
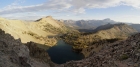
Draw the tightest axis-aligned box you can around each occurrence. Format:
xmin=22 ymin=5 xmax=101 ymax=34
xmin=0 ymin=16 xmax=140 ymax=67
xmin=1 ymin=0 xmax=140 ymax=67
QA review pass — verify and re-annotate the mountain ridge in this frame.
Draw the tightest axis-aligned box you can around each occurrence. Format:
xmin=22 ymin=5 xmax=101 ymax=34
xmin=93 ymin=23 xmax=138 ymax=39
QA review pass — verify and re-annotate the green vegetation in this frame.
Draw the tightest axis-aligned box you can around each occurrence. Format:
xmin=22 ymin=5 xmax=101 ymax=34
xmin=43 ymin=23 xmax=68 ymax=34
xmin=27 ymin=31 xmax=57 ymax=46
xmin=120 ymin=54 xmax=129 ymax=60
xmin=81 ymin=38 xmax=123 ymax=57
xmin=61 ymin=31 xmax=123 ymax=53
xmin=61 ymin=32 xmax=101 ymax=51
xmin=27 ymin=31 xmax=39 ymax=39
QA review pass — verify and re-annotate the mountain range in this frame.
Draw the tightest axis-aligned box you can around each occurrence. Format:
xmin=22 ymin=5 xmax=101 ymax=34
xmin=0 ymin=22 xmax=140 ymax=67
xmin=0 ymin=16 xmax=139 ymax=67
xmin=63 ymin=18 xmax=134 ymax=32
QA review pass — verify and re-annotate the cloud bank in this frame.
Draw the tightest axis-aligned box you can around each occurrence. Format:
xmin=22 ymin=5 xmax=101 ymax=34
xmin=0 ymin=0 xmax=140 ymax=15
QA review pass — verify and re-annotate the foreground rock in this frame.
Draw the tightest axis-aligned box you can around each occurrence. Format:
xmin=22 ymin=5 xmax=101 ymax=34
xmin=25 ymin=42 xmax=57 ymax=67
xmin=0 ymin=29 xmax=52 ymax=67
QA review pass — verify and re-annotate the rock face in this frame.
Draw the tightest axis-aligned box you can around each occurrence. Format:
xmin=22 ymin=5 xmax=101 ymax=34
xmin=59 ymin=33 xmax=140 ymax=67
xmin=25 ymin=42 xmax=56 ymax=67
xmin=0 ymin=29 xmax=30 ymax=67
xmin=0 ymin=29 xmax=51 ymax=67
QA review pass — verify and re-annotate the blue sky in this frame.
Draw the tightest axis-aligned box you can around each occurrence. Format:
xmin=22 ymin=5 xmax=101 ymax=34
xmin=0 ymin=0 xmax=140 ymax=23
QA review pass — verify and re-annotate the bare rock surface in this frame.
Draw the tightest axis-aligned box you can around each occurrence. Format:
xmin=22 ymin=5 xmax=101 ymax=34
xmin=0 ymin=29 xmax=51 ymax=67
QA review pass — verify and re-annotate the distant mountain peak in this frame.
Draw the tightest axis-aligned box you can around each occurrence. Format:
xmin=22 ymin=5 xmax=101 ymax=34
xmin=42 ymin=16 xmax=54 ymax=20
xmin=35 ymin=16 xmax=54 ymax=22
xmin=46 ymin=16 xmax=53 ymax=19
xmin=103 ymin=18 xmax=111 ymax=20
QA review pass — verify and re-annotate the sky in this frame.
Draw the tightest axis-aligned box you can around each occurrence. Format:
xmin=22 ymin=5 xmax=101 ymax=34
xmin=0 ymin=0 xmax=140 ymax=23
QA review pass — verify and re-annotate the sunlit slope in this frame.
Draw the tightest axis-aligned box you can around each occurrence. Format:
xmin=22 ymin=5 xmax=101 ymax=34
xmin=0 ymin=16 xmax=68 ymax=46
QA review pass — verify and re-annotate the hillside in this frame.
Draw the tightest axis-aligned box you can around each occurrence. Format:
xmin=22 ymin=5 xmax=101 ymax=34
xmin=62 ymin=23 xmax=138 ymax=51
xmin=0 ymin=16 xmax=68 ymax=46
xmin=93 ymin=23 xmax=137 ymax=39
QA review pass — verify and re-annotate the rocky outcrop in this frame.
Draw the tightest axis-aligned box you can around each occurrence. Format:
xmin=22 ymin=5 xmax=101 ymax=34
xmin=0 ymin=29 xmax=51 ymax=67
xmin=59 ymin=33 xmax=140 ymax=67
xmin=0 ymin=29 xmax=30 ymax=67
xmin=25 ymin=42 xmax=56 ymax=67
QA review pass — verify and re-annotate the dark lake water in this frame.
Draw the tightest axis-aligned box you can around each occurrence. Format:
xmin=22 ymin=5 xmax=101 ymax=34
xmin=47 ymin=40 xmax=84 ymax=64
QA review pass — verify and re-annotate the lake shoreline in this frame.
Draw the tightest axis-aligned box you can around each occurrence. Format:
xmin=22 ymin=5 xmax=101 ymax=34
xmin=47 ymin=40 xmax=84 ymax=64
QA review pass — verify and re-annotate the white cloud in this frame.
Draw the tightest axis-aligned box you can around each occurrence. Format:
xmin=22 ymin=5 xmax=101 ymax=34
xmin=112 ymin=15 xmax=140 ymax=23
xmin=1 ymin=0 xmax=140 ymax=15
xmin=122 ymin=0 xmax=140 ymax=8
xmin=0 ymin=0 xmax=72 ymax=15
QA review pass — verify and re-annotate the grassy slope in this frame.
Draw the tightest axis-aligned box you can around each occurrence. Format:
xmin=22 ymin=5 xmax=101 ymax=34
xmin=0 ymin=16 xmax=68 ymax=46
